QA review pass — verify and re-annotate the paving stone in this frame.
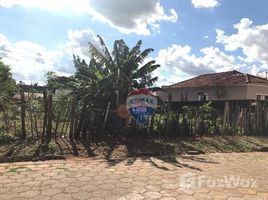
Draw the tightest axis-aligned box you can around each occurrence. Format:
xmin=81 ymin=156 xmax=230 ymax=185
xmin=0 ymin=152 xmax=267 ymax=200
xmin=176 ymin=195 xmax=196 ymax=200
xmin=51 ymin=193 xmax=72 ymax=200
xmin=64 ymin=186 xmax=80 ymax=193
xmin=124 ymin=193 xmax=145 ymax=200
xmin=42 ymin=188 xmax=61 ymax=196
xmin=144 ymin=191 xmax=162 ymax=199
xmin=72 ymin=191 xmax=92 ymax=200
xmin=19 ymin=190 xmax=40 ymax=198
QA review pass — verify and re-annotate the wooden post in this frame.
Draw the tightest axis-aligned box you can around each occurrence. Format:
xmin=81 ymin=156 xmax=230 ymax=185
xmin=222 ymin=101 xmax=229 ymax=134
xmin=75 ymin=98 xmax=87 ymax=141
xmin=13 ymin=121 xmax=17 ymax=137
xmin=20 ymin=92 xmax=26 ymax=140
xmin=102 ymin=102 xmax=111 ymax=138
xmin=149 ymin=114 xmax=155 ymax=134
xmin=42 ymin=90 xmax=47 ymax=144
xmin=46 ymin=93 xmax=53 ymax=144
xmin=33 ymin=113 xmax=39 ymax=138
xmin=28 ymin=97 xmax=34 ymax=138
xmin=248 ymin=100 xmax=252 ymax=134
xmin=166 ymin=96 xmax=171 ymax=135
xmin=69 ymin=97 xmax=76 ymax=141
xmin=68 ymin=97 xmax=78 ymax=156
xmin=54 ymin=97 xmax=64 ymax=141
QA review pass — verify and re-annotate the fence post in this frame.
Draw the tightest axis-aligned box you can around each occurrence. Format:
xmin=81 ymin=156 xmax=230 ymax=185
xmin=20 ymin=92 xmax=26 ymax=140
xmin=165 ymin=96 xmax=171 ymax=135
xmin=69 ymin=96 xmax=78 ymax=156
xmin=102 ymin=101 xmax=110 ymax=138
xmin=42 ymin=90 xmax=47 ymax=144
xmin=222 ymin=101 xmax=229 ymax=134
xmin=149 ymin=114 xmax=155 ymax=134
xmin=46 ymin=93 xmax=53 ymax=144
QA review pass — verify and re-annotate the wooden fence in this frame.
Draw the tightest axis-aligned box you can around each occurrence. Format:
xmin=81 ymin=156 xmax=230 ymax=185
xmin=1 ymin=93 xmax=268 ymax=144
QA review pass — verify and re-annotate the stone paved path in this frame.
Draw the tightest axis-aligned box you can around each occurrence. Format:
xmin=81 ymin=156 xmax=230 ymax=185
xmin=0 ymin=152 xmax=267 ymax=200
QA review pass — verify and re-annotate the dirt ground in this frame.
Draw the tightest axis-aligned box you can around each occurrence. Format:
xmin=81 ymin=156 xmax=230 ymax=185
xmin=0 ymin=135 xmax=268 ymax=163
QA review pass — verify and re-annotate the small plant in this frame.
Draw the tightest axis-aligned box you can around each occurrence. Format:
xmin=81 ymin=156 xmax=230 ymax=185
xmin=40 ymin=142 xmax=58 ymax=155
xmin=0 ymin=129 xmax=15 ymax=144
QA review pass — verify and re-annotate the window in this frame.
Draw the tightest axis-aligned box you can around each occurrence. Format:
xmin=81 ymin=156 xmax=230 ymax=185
xmin=215 ymin=88 xmax=225 ymax=96
xmin=181 ymin=92 xmax=188 ymax=101
xmin=256 ymin=94 xmax=268 ymax=101
xmin=198 ymin=92 xmax=209 ymax=101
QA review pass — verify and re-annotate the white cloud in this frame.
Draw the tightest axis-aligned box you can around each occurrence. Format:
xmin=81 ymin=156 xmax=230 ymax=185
xmin=0 ymin=0 xmax=90 ymax=14
xmin=156 ymin=44 xmax=236 ymax=75
xmin=0 ymin=0 xmax=178 ymax=35
xmin=82 ymin=0 xmax=178 ymax=35
xmin=63 ymin=29 xmax=100 ymax=59
xmin=0 ymin=29 xmax=99 ymax=84
xmin=153 ymin=44 xmax=247 ymax=85
xmin=216 ymin=18 xmax=268 ymax=67
xmin=0 ymin=34 xmax=54 ymax=84
xmin=192 ymin=0 xmax=220 ymax=8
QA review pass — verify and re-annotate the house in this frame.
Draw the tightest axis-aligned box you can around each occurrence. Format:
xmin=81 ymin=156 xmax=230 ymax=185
xmin=158 ymin=70 xmax=268 ymax=103
xmin=12 ymin=92 xmax=43 ymax=101
xmin=12 ymin=84 xmax=46 ymax=101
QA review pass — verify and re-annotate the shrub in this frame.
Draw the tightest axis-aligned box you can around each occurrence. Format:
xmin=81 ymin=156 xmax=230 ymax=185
xmin=0 ymin=130 xmax=15 ymax=144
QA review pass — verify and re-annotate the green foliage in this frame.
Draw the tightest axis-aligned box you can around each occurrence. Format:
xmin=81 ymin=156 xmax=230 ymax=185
xmin=48 ymin=36 xmax=160 ymax=112
xmin=40 ymin=142 xmax=57 ymax=155
xmin=93 ymin=38 xmax=160 ymax=103
xmin=0 ymin=59 xmax=17 ymax=96
xmin=0 ymin=59 xmax=17 ymax=111
xmin=181 ymin=102 xmax=221 ymax=136
xmin=0 ymin=127 xmax=15 ymax=144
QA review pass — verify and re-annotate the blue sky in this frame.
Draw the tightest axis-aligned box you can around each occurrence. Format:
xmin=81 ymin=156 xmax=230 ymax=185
xmin=0 ymin=0 xmax=268 ymax=85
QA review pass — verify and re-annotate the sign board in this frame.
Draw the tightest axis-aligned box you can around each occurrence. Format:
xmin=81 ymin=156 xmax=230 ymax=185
xmin=126 ymin=88 xmax=157 ymax=124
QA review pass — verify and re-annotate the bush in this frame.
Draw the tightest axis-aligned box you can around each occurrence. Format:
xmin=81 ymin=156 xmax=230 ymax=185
xmin=0 ymin=130 xmax=15 ymax=144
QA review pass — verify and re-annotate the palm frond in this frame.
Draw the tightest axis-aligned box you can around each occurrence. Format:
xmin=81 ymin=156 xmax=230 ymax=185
xmin=129 ymin=40 xmax=142 ymax=59
xmin=145 ymin=76 xmax=158 ymax=87
xmin=135 ymin=48 xmax=154 ymax=64
xmin=131 ymin=61 xmax=160 ymax=79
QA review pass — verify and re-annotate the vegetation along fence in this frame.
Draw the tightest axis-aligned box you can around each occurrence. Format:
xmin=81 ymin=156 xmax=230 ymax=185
xmin=1 ymin=90 xmax=268 ymax=147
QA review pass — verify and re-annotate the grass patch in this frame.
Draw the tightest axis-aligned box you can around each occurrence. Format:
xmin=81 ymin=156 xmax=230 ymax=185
xmin=8 ymin=166 xmax=31 ymax=173
xmin=56 ymin=167 xmax=68 ymax=171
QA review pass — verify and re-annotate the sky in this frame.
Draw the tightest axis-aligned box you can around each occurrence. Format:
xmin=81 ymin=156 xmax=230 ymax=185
xmin=0 ymin=0 xmax=268 ymax=86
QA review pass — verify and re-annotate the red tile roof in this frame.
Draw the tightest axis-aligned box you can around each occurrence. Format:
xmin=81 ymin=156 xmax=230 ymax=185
xmin=165 ymin=70 xmax=268 ymax=89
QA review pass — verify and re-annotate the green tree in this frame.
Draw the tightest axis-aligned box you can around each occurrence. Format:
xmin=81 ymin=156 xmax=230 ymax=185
xmin=48 ymin=37 xmax=160 ymax=109
xmin=0 ymin=59 xmax=17 ymax=111
xmin=47 ymin=37 xmax=160 ymax=140
xmin=89 ymin=36 xmax=160 ymax=107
